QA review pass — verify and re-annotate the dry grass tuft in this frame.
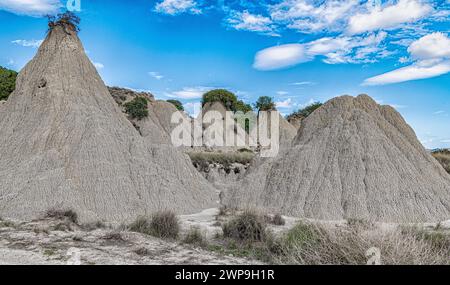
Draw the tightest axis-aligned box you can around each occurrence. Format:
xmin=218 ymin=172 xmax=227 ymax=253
xmin=129 ymin=210 xmax=180 ymax=240
xmin=222 ymin=210 xmax=266 ymax=242
xmin=46 ymin=209 xmax=78 ymax=224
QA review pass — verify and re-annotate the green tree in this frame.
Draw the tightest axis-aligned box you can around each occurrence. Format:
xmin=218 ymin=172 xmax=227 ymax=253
xmin=287 ymin=102 xmax=323 ymax=121
xmin=167 ymin=99 xmax=184 ymax=111
xmin=202 ymin=89 xmax=253 ymax=113
xmin=254 ymin=96 xmax=276 ymax=112
xmin=0 ymin=66 xmax=18 ymax=101
xmin=202 ymin=89 xmax=238 ymax=111
xmin=124 ymin=97 xmax=149 ymax=120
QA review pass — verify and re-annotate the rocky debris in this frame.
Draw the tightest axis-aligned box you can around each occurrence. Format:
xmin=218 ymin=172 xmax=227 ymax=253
xmin=287 ymin=115 xmax=303 ymax=130
xmin=0 ymin=214 xmax=258 ymax=265
xmin=225 ymin=95 xmax=450 ymax=223
xmin=0 ymin=25 xmax=217 ymax=223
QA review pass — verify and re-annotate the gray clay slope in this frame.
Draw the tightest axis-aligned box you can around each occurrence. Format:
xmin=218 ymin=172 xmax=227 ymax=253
xmin=0 ymin=26 xmax=216 ymax=223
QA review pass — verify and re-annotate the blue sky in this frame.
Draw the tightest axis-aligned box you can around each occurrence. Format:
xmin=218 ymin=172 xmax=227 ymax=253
xmin=0 ymin=0 xmax=449 ymax=148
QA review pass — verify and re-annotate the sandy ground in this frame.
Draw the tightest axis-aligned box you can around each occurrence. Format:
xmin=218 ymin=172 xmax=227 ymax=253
xmin=0 ymin=209 xmax=259 ymax=265
xmin=1 ymin=208 xmax=449 ymax=265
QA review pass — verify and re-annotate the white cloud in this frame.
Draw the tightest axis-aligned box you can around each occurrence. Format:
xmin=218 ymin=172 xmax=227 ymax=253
xmin=270 ymin=0 xmax=358 ymax=33
xmin=11 ymin=39 xmax=43 ymax=48
xmin=226 ymin=10 xmax=279 ymax=36
xmin=0 ymin=0 xmax=61 ymax=16
xmin=254 ymin=31 xmax=388 ymax=70
xmin=166 ymin=86 xmax=211 ymax=99
xmin=149 ymin=71 xmax=164 ymax=80
xmin=275 ymin=98 xmax=292 ymax=109
xmin=363 ymin=32 xmax=450 ymax=85
xmin=290 ymin=81 xmax=315 ymax=86
xmin=155 ymin=0 xmax=200 ymax=15
xmin=408 ymin=32 xmax=450 ymax=60
xmin=348 ymin=0 xmax=432 ymax=34
xmin=363 ymin=59 xmax=450 ymax=85
xmin=92 ymin=62 xmax=104 ymax=70
xmin=253 ymin=44 xmax=309 ymax=70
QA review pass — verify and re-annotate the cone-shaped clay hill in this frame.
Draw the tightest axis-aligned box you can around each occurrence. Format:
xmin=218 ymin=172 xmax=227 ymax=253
xmin=226 ymin=95 xmax=450 ymax=223
xmin=0 ymin=24 xmax=216 ymax=223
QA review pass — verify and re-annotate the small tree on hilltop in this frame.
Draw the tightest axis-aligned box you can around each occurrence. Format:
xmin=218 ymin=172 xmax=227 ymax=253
xmin=255 ymin=96 xmax=276 ymax=112
xmin=202 ymin=89 xmax=238 ymax=111
xmin=48 ymin=11 xmax=81 ymax=33
xmin=167 ymin=99 xmax=184 ymax=111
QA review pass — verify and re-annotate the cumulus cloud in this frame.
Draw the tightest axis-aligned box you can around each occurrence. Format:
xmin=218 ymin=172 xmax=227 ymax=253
xmin=408 ymin=32 xmax=450 ymax=60
xmin=348 ymin=0 xmax=432 ymax=35
xmin=155 ymin=0 xmax=201 ymax=15
xmin=225 ymin=10 xmax=279 ymax=36
xmin=270 ymin=0 xmax=358 ymax=33
xmin=275 ymin=98 xmax=292 ymax=109
xmin=363 ymin=32 xmax=450 ymax=85
xmin=254 ymin=31 xmax=388 ymax=70
xmin=166 ymin=86 xmax=211 ymax=99
xmin=11 ymin=39 xmax=43 ymax=48
xmin=0 ymin=0 xmax=61 ymax=16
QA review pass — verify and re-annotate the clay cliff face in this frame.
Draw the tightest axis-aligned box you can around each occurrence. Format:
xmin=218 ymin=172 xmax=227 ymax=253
xmin=225 ymin=95 xmax=450 ymax=223
xmin=0 ymin=26 xmax=216 ymax=223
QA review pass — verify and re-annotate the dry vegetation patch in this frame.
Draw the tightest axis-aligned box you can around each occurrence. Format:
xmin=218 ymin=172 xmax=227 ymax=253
xmin=432 ymin=149 xmax=450 ymax=174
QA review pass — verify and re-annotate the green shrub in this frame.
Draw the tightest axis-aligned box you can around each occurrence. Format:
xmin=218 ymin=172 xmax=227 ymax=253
xmin=0 ymin=66 xmax=17 ymax=101
xmin=129 ymin=211 xmax=180 ymax=239
xmin=124 ymin=97 xmax=148 ymax=120
xmin=222 ymin=210 xmax=266 ymax=242
xmin=167 ymin=99 xmax=184 ymax=111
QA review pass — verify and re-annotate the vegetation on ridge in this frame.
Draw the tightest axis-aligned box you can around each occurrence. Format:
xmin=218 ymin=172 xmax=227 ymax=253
xmin=432 ymin=149 xmax=450 ymax=174
xmin=124 ymin=97 xmax=149 ymax=120
xmin=287 ymin=102 xmax=323 ymax=122
xmin=202 ymin=89 xmax=252 ymax=113
xmin=167 ymin=99 xmax=184 ymax=111
xmin=255 ymin=96 xmax=276 ymax=112
xmin=0 ymin=66 xmax=17 ymax=101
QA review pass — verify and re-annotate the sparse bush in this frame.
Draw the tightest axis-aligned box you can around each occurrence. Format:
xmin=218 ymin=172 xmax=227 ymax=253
xmin=46 ymin=209 xmax=78 ymax=224
xmin=222 ymin=210 xmax=266 ymax=242
xmin=124 ymin=97 xmax=149 ymax=120
xmin=188 ymin=152 xmax=254 ymax=168
xmin=183 ymin=227 xmax=207 ymax=247
xmin=129 ymin=211 xmax=180 ymax=239
xmin=81 ymin=221 xmax=107 ymax=231
xmin=287 ymin=102 xmax=323 ymax=122
xmin=48 ymin=11 xmax=81 ymax=33
xmin=134 ymin=247 xmax=150 ymax=256
xmin=167 ymin=99 xmax=184 ymax=111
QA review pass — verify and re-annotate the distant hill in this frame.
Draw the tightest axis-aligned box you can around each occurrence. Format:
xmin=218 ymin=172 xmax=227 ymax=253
xmin=0 ymin=66 xmax=17 ymax=101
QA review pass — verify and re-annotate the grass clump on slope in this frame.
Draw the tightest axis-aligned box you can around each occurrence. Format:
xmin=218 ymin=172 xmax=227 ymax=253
xmin=129 ymin=210 xmax=180 ymax=239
